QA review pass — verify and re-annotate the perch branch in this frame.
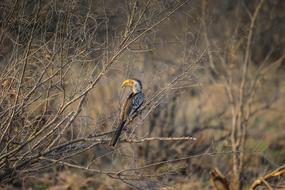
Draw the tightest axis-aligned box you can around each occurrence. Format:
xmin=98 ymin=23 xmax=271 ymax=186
xmin=124 ymin=136 xmax=197 ymax=143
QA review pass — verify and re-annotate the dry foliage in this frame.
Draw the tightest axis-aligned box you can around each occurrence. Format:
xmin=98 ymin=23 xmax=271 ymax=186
xmin=0 ymin=0 xmax=284 ymax=189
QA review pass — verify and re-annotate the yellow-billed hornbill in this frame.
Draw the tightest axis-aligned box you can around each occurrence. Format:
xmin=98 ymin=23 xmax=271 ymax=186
xmin=109 ymin=79 xmax=145 ymax=147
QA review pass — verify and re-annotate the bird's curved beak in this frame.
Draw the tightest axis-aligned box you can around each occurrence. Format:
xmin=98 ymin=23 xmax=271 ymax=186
xmin=121 ymin=79 xmax=134 ymax=88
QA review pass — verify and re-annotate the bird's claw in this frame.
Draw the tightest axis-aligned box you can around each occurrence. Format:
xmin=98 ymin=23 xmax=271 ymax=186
xmin=123 ymin=127 xmax=132 ymax=134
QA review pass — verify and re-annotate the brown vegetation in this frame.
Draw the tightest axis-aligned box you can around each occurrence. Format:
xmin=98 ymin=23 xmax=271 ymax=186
xmin=0 ymin=0 xmax=284 ymax=189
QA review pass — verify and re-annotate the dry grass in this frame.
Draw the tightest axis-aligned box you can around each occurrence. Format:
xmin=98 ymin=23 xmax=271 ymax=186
xmin=0 ymin=0 xmax=284 ymax=189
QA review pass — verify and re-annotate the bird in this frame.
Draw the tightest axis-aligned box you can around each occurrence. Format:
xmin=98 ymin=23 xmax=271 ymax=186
xmin=109 ymin=79 xmax=145 ymax=147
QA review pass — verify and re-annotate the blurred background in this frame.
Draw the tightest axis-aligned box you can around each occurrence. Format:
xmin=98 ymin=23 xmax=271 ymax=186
xmin=0 ymin=0 xmax=284 ymax=189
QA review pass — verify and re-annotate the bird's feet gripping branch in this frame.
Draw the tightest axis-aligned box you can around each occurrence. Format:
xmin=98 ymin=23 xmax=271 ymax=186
xmin=109 ymin=79 xmax=145 ymax=147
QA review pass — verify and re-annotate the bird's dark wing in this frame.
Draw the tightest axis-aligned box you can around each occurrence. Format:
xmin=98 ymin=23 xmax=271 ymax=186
xmin=128 ymin=92 xmax=144 ymax=118
xmin=109 ymin=92 xmax=144 ymax=147
xmin=120 ymin=92 xmax=144 ymax=121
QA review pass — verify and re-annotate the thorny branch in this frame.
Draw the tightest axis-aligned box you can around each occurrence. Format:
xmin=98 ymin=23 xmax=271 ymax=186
xmin=0 ymin=0 xmax=195 ymax=183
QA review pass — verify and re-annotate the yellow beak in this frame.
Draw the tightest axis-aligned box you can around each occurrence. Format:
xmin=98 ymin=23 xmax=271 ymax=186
xmin=121 ymin=79 xmax=134 ymax=87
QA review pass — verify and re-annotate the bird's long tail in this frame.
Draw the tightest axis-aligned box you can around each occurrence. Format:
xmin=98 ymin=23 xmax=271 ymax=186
xmin=109 ymin=120 xmax=126 ymax=147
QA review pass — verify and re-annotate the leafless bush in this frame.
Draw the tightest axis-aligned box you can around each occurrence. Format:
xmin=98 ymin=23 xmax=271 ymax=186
xmin=201 ymin=0 xmax=284 ymax=189
xmin=1 ymin=0 xmax=284 ymax=189
xmin=0 ymin=0 xmax=200 ymax=187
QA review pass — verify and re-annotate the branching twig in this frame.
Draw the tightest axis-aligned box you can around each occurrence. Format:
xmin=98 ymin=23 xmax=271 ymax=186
xmin=250 ymin=164 xmax=285 ymax=190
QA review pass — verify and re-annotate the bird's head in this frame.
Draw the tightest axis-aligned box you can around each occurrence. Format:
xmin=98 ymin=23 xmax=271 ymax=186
xmin=121 ymin=79 xmax=143 ymax=93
